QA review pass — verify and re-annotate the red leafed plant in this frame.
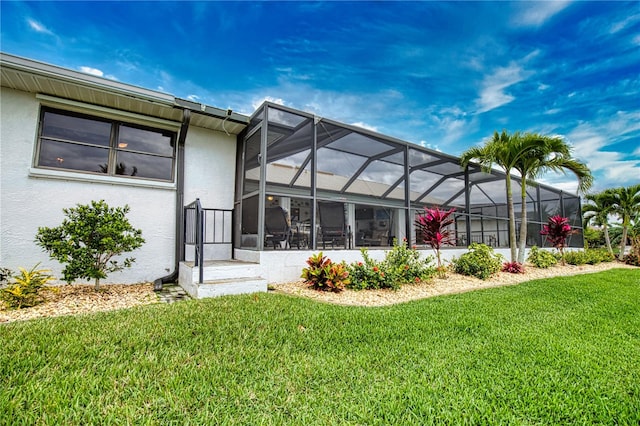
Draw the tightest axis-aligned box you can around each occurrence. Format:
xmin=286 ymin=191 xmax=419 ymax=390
xmin=300 ymin=252 xmax=350 ymax=292
xmin=502 ymin=261 xmax=525 ymax=274
xmin=540 ymin=215 xmax=576 ymax=265
xmin=415 ymin=206 xmax=456 ymax=269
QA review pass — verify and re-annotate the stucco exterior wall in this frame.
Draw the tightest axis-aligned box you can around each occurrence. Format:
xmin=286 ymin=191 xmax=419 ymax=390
xmin=183 ymin=125 xmax=237 ymax=261
xmin=0 ymin=87 xmax=237 ymax=283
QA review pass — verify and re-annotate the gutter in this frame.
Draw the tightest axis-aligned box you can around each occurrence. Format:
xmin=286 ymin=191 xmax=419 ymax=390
xmin=153 ymin=108 xmax=191 ymax=291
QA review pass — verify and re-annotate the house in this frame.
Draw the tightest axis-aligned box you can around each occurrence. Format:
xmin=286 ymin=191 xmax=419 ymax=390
xmin=0 ymin=53 xmax=583 ymax=297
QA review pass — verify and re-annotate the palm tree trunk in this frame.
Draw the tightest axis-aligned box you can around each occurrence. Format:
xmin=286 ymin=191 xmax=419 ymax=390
xmin=506 ymin=174 xmax=517 ymax=262
xmin=619 ymin=219 xmax=629 ymax=261
xmin=603 ymin=223 xmax=613 ymax=254
xmin=517 ymin=179 xmax=527 ymax=264
xmin=94 ymin=277 xmax=101 ymax=291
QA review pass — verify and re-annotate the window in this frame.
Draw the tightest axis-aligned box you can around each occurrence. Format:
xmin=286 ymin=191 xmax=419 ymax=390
xmin=36 ymin=107 xmax=176 ymax=181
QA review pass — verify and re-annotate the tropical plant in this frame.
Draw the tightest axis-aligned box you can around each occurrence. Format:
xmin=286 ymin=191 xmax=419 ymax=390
xmin=35 ymin=200 xmax=145 ymax=291
xmin=461 ymin=131 xmax=592 ymax=264
xmin=414 ymin=206 xmax=456 ymax=269
xmin=0 ymin=264 xmax=56 ymax=309
xmin=382 ymin=239 xmax=436 ymax=285
xmin=527 ymin=246 xmax=558 ymax=269
xmin=583 ymin=190 xmax=616 ymax=254
xmin=347 ymin=249 xmax=391 ymax=290
xmin=608 ymin=184 xmax=640 ymax=260
xmin=541 ymin=215 xmax=576 ymax=264
xmin=301 ymin=252 xmax=349 ymax=292
xmin=461 ymin=131 xmax=520 ymax=262
xmin=624 ymin=235 xmax=640 ymax=266
xmin=512 ymin=133 xmax=592 ymax=263
xmin=502 ymin=261 xmax=525 ymax=274
xmin=452 ymin=243 xmax=503 ymax=280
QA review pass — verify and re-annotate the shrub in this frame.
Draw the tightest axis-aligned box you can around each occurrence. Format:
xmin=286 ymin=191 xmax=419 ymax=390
xmin=502 ymin=261 xmax=525 ymax=274
xmin=564 ymin=250 xmax=588 ymax=266
xmin=415 ymin=206 xmax=456 ymax=269
xmin=346 ymin=249 xmax=391 ymax=290
xmin=347 ymin=242 xmax=436 ymax=291
xmin=527 ymin=246 xmax=558 ymax=269
xmin=0 ymin=264 xmax=56 ymax=309
xmin=301 ymin=252 xmax=350 ymax=292
xmin=623 ymin=236 xmax=640 ymax=266
xmin=452 ymin=243 xmax=503 ymax=280
xmin=382 ymin=239 xmax=436 ymax=285
xmin=584 ymin=248 xmax=615 ymax=265
xmin=35 ymin=200 xmax=145 ymax=290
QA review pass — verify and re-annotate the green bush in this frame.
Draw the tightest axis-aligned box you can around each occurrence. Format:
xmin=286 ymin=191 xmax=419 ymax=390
xmin=347 ymin=249 xmax=391 ymax=290
xmin=0 ymin=264 xmax=57 ymax=309
xmin=527 ymin=246 xmax=558 ymax=269
xmin=347 ymin=241 xmax=435 ymax=291
xmin=452 ymin=243 xmax=503 ymax=280
xmin=35 ymin=200 xmax=145 ymax=291
xmin=564 ymin=250 xmax=589 ymax=266
xmin=584 ymin=248 xmax=615 ymax=265
xmin=382 ymin=239 xmax=435 ymax=285
xmin=301 ymin=252 xmax=350 ymax=292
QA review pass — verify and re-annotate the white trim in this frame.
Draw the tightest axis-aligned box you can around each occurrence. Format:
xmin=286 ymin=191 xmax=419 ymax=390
xmin=29 ymin=167 xmax=177 ymax=190
xmin=36 ymin=93 xmax=180 ymax=131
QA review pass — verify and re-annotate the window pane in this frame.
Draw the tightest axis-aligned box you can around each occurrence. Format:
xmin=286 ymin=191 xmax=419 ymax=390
xmin=42 ymin=111 xmax=111 ymax=146
xmin=115 ymin=151 xmax=173 ymax=180
xmin=118 ymin=125 xmax=174 ymax=156
xmin=38 ymin=139 xmax=109 ymax=173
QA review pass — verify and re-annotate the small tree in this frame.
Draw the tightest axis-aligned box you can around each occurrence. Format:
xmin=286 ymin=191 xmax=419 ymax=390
xmin=415 ymin=206 xmax=456 ymax=270
xmin=35 ymin=200 xmax=145 ymax=290
xmin=540 ymin=215 xmax=575 ymax=265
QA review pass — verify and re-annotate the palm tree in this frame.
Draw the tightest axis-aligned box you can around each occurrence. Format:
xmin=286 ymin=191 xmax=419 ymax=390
xmin=609 ymin=184 xmax=640 ymax=260
xmin=461 ymin=131 xmax=593 ymax=263
xmin=461 ymin=131 xmax=521 ymax=262
xmin=582 ymin=190 xmax=616 ymax=254
xmin=513 ymin=133 xmax=593 ymax=263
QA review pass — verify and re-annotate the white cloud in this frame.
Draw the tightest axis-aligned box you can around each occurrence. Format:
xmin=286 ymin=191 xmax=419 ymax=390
xmin=27 ymin=18 xmax=54 ymax=35
xmin=78 ymin=66 xmax=104 ymax=77
xmin=251 ymin=96 xmax=286 ymax=110
xmin=350 ymin=122 xmax=378 ymax=132
xmin=186 ymin=94 xmax=200 ymax=101
xmin=512 ymin=1 xmax=571 ymax=27
xmin=564 ymin=118 xmax=640 ymax=188
xmin=609 ymin=13 xmax=640 ymax=34
xmin=476 ymin=63 xmax=528 ymax=113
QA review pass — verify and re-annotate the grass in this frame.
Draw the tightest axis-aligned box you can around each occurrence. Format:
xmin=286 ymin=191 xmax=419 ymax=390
xmin=1 ymin=269 xmax=639 ymax=425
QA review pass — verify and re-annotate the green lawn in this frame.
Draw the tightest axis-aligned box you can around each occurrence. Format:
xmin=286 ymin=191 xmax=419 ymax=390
xmin=1 ymin=269 xmax=639 ymax=425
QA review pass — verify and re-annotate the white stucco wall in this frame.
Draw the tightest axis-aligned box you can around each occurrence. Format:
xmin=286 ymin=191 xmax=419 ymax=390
xmin=183 ymin=125 xmax=237 ymax=260
xmin=0 ymin=87 xmax=237 ymax=283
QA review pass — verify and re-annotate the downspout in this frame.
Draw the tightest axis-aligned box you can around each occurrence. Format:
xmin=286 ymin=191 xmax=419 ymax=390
xmin=154 ymin=108 xmax=191 ymax=291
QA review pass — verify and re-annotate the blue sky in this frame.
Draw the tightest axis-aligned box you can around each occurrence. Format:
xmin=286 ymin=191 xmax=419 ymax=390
xmin=2 ymin=1 xmax=639 ymax=193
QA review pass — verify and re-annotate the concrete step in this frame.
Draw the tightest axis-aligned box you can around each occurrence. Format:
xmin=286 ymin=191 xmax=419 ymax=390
xmin=194 ymin=277 xmax=267 ymax=298
xmin=188 ymin=260 xmax=263 ymax=282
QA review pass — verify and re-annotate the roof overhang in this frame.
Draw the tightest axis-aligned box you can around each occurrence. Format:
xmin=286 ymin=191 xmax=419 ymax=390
xmin=0 ymin=52 xmax=249 ymax=135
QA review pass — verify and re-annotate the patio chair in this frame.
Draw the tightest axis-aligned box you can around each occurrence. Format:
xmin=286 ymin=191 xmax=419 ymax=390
xmin=318 ymin=202 xmax=348 ymax=249
xmin=264 ymin=207 xmax=291 ymax=249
